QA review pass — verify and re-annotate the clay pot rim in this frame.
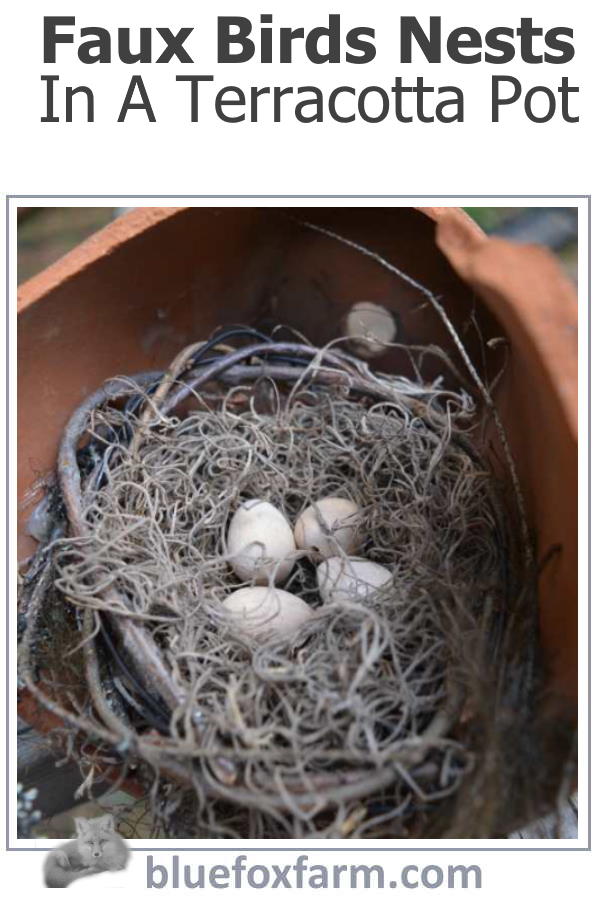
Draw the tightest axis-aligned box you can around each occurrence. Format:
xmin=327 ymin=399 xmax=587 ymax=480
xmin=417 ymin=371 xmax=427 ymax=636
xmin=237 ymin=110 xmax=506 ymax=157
xmin=18 ymin=203 xmax=576 ymax=445
xmin=17 ymin=207 xmax=183 ymax=313
xmin=18 ymin=206 xmax=485 ymax=314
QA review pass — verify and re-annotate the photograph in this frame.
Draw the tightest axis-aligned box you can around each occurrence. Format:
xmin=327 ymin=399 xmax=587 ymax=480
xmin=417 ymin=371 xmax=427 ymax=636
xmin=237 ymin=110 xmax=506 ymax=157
xmin=15 ymin=204 xmax=578 ymax=844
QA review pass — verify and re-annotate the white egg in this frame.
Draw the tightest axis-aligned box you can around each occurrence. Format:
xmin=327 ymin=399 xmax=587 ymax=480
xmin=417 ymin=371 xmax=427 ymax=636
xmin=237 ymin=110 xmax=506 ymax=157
xmin=345 ymin=302 xmax=397 ymax=359
xmin=294 ymin=497 xmax=361 ymax=559
xmin=222 ymin=586 xmax=315 ymax=642
xmin=227 ymin=499 xmax=296 ymax=584
xmin=317 ymin=556 xmax=393 ymax=604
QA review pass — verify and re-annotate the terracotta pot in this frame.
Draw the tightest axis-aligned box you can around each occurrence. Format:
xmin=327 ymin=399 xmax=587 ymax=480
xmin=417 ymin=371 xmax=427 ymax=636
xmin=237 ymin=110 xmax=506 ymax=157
xmin=17 ymin=207 xmax=577 ymax=728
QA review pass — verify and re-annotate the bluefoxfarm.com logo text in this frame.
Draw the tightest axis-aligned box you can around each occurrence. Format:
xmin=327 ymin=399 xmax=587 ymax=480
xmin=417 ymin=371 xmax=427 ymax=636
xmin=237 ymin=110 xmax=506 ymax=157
xmin=147 ymin=855 xmax=482 ymax=890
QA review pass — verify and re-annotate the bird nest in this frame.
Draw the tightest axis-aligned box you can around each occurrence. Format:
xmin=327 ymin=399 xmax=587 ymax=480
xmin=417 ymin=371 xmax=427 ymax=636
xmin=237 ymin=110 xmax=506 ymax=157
xmin=19 ymin=320 xmax=566 ymax=839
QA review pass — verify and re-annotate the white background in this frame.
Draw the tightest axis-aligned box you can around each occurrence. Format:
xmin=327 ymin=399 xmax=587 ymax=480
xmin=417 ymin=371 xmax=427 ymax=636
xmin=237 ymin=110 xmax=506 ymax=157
xmin=0 ymin=0 xmax=596 ymax=895
xmin=0 ymin=0 xmax=597 ymax=194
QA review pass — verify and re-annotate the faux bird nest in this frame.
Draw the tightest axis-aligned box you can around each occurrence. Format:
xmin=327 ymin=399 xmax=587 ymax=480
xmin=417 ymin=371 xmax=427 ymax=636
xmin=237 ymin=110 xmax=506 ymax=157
xmin=19 ymin=310 xmax=568 ymax=838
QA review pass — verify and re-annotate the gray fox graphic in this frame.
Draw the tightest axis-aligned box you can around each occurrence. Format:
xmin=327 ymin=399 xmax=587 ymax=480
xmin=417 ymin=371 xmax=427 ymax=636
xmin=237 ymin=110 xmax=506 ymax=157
xmin=43 ymin=814 xmax=129 ymax=888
